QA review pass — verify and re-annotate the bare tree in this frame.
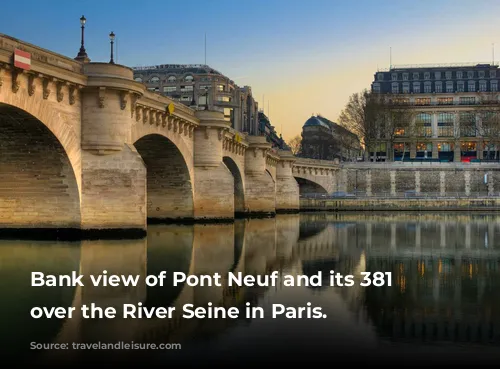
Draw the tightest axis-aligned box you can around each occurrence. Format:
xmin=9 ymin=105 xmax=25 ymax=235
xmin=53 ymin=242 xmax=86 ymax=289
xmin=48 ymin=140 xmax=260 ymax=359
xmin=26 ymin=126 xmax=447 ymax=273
xmin=338 ymin=90 xmax=416 ymax=161
xmin=287 ymin=134 xmax=302 ymax=155
xmin=335 ymin=127 xmax=361 ymax=161
xmin=338 ymin=90 xmax=386 ymax=160
xmin=478 ymin=110 xmax=500 ymax=160
xmin=451 ymin=93 xmax=500 ymax=161
xmin=381 ymin=103 xmax=416 ymax=161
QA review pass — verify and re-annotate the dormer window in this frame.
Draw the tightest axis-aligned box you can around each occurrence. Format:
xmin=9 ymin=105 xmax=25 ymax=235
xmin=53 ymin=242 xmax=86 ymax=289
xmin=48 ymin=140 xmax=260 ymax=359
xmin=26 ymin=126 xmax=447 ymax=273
xmin=413 ymin=72 xmax=419 ymax=80
xmin=167 ymin=76 xmax=176 ymax=83
xmin=150 ymin=76 xmax=160 ymax=83
xmin=424 ymin=72 xmax=430 ymax=80
xmin=134 ymin=77 xmax=143 ymax=82
xmin=184 ymin=75 xmax=194 ymax=82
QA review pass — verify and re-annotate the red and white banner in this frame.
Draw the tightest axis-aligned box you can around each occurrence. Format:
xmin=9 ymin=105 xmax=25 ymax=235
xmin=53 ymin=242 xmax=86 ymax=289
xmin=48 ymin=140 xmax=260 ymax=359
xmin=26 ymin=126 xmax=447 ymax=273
xmin=14 ymin=49 xmax=31 ymax=70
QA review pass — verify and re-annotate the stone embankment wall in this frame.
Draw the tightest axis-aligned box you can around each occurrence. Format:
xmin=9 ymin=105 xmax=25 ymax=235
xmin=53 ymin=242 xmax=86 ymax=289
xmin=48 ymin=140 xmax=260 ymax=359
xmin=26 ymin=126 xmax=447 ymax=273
xmin=337 ymin=162 xmax=500 ymax=196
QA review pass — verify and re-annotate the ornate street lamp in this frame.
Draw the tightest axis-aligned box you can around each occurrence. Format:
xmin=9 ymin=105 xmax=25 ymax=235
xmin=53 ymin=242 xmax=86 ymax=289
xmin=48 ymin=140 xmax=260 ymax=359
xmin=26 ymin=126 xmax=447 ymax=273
xmin=75 ymin=15 xmax=90 ymax=62
xmin=109 ymin=31 xmax=115 ymax=64
xmin=204 ymin=90 xmax=209 ymax=110
xmin=190 ymin=85 xmax=197 ymax=107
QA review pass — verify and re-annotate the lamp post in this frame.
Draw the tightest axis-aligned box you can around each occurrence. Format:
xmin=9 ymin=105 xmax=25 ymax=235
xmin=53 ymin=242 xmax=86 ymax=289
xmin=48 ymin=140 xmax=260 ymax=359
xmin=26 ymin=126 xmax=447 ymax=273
xmin=75 ymin=15 xmax=90 ymax=62
xmin=109 ymin=32 xmax=115 ymax=64
xmin=204 ymin=90 xmax=209 ymax=110
xmin=190 ymin=84 xmax=197 ymax=107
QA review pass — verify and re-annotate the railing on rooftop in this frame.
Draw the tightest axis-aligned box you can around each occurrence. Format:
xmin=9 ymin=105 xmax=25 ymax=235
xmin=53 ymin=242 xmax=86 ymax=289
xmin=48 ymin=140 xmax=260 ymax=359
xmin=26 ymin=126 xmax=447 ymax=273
xmin=133 ymin=64 xmax=211 ymax=70
xmin=377 ymin=62 xmax=500 ymax=72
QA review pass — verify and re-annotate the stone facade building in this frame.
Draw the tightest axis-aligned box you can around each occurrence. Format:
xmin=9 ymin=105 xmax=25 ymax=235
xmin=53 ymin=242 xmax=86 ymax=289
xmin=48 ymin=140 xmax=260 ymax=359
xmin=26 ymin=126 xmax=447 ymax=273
xmin=133 ymin=64 xmax=260 ymax=135
xmin=300 ymin=115 xmax=360 ymax=161
xmin=371 ymin=63 xmax=500 ymax=162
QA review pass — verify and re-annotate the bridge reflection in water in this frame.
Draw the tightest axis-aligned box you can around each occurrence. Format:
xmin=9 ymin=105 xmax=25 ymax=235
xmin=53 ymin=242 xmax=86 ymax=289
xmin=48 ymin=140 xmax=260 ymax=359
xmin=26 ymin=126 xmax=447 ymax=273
xmin=2 ymin=212 xmax=500 ymax=365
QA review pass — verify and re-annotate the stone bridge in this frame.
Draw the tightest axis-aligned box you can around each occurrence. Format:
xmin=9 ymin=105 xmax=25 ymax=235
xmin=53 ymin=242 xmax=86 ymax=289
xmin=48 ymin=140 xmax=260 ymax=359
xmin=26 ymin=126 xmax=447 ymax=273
xmin=292 ymin=158 xmax=338 ymax=194
xmin=0 ymin=33 xmax=340 ymax=233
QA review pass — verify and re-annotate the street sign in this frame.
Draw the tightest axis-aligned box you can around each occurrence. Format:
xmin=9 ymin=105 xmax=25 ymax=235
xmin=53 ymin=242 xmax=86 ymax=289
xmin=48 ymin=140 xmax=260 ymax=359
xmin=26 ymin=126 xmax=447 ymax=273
xmin=14 ymin=49 xmax=31 ymax=70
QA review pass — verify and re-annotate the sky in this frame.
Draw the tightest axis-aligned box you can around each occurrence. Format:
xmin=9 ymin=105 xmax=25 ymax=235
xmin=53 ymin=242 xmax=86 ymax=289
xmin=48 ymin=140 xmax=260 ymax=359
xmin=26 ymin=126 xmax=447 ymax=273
xmin=1 ymin=0 xmax=500 ymax=141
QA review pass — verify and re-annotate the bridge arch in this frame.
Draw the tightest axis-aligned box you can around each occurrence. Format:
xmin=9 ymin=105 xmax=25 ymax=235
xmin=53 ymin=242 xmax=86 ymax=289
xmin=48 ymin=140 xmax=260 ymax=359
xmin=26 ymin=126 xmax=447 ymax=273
xmin=0 ymin=103 xmax=81 ymax=228
xmin=133 ymin=134 xmax=193 ymax=220
xmin=294 ymin=176 xmax=328 ymax=195
xmin=223 ymin=156 xmax=245 ymax=214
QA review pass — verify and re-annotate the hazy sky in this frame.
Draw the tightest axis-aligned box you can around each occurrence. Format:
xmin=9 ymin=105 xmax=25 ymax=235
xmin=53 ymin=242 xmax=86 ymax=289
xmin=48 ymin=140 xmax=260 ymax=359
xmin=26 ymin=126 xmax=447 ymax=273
xmin=1 ymin=0 xmax=500 ymax=140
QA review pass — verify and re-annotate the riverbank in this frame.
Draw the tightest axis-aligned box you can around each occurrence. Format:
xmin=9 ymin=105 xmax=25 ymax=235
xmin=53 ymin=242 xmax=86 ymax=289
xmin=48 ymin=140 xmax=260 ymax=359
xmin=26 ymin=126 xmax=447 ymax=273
xmin=300 ymin=197 xmax=500 ymax=211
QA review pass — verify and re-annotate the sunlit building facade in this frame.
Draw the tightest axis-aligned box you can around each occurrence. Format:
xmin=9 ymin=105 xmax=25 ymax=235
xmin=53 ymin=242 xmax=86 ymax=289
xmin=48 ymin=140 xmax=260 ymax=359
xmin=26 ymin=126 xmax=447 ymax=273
xmin=133 ymin=64 xmax=260 ymax=135
xmin=371 ymin=63 xmax=500 ymax=162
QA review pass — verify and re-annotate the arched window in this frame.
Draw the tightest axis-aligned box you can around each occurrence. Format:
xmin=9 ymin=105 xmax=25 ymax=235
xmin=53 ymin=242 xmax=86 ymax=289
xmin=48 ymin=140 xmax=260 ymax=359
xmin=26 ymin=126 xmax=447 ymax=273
xmin=134 ymin=77 xmax=143 ymax=82
xmin=167 ymin=76 xmax=176 ymax=83
xmin=184 ymin=75 xmax=194 ymax=82
xmin=150 ymin=76 xmax=160 ymax=83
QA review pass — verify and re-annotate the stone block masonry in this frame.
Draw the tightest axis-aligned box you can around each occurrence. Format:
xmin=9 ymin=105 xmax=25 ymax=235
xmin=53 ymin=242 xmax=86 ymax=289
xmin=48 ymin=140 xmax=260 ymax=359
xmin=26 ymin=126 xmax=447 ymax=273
xmin=339 ymin=163 xmax=497 ymax=197
xmin=80 ymin=145 xmax=146 ymax=230
xmin=0 ymin=106 xmax=80 ymax=228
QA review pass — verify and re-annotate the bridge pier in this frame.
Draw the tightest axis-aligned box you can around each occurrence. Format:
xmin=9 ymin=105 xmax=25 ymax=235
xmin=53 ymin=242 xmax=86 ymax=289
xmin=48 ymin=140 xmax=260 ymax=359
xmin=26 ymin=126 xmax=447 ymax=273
xmin=80 ymin=64 xmax=147 ymax=233
xmin=244 ymin=136 xmax=276 ymax=216
xmin=276 ymin=150 xmax=299 ymax=213
xmin=193 ymin=110 xmax=234 ymax=220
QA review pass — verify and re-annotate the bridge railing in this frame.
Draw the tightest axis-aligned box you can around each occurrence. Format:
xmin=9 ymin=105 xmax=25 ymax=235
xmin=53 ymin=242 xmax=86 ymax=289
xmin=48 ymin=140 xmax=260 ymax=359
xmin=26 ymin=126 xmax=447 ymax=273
xmin=294 ymin=158 xmax=340 ymax=168
xmin=300 ymin=191 xmax=498 ymax=199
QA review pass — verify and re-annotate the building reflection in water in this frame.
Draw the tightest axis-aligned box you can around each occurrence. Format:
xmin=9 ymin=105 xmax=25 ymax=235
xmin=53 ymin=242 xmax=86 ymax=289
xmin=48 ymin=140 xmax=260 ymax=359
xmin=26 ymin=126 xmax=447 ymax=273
xmin=1 ymin=212 xmax=500 ymax=364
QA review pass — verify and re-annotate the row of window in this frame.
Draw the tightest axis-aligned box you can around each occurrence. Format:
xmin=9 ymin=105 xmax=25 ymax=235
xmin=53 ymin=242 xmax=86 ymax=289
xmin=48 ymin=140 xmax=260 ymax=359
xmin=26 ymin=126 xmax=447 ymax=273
xmin=391 ymin=96 xmax=482 ymax=105
xmin=393 ymin=142 xmax=482 ymax=152
xmin=136 ymin=75 xmax=194 ymax=83
xmin=378 ymin=69 xmax=497 ymax=81
xmin=389 ymin=111 xmax=498 ymax=137
xmin=405 ymin=111 xmax=494 ymax=123
xmin=161 ymin=85 xmax=227 ymax=93
xmin=375 ymin=80 xmax=499 ymax=94
xmin=135 ymin=75 xmax=229 ymax=84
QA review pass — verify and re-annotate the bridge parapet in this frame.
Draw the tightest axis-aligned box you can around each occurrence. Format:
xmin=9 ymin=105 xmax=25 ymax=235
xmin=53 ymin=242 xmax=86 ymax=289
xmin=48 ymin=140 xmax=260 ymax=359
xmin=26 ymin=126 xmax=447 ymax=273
xmin=222 ymin=127 xmax=248 ymax=157
xmin=294 ymin=157 xmax=340 ymax=169
xmin=0 ymin=33 xmax=83 ymax=76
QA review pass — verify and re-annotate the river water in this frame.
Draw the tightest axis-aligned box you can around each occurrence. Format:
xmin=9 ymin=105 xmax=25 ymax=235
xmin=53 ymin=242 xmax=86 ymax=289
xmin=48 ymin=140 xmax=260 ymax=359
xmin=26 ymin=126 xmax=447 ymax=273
xmin=2 ymin=212 xmax=500 ymax=365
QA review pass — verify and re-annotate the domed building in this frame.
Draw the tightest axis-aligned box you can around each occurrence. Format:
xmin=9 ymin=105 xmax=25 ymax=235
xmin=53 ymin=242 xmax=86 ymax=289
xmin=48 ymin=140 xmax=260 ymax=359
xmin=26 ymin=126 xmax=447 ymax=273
xmin=300 ymin=115 xmax=360 ymax=161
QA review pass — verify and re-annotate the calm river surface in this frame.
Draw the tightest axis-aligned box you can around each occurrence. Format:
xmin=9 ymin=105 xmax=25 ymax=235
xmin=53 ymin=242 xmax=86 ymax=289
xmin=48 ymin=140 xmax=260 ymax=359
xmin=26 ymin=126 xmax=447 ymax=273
xmin=2 ymin=212 xmax=500 ymax=365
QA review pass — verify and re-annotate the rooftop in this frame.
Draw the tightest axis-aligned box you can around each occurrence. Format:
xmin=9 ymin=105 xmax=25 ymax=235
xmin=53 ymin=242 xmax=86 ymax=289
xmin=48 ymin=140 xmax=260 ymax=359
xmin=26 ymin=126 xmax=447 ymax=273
xmin=377 ymin=62 xmax=499 ymax=72
xmin=133 ymin=63 xmax=220 ymax=73
xmin=132 ymin=63 xmax=239 ymax=85
xmin=303 ymin=115 xmax=357 ymax=137
xmin=304 ymin=116 xmax=331 ymax=129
